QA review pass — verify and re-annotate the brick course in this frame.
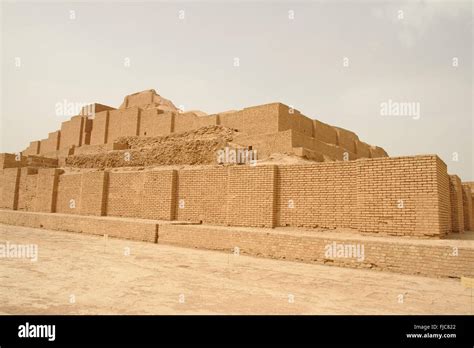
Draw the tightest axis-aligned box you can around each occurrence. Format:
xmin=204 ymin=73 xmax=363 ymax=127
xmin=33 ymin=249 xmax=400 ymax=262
xmin=449 ymin=175 xmax=464 ymax=232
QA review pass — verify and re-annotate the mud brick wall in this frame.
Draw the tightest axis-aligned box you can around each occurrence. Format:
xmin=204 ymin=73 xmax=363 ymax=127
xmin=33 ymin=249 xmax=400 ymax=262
xmin=34 ymin=169 xmax=60 ymax=213
xmin=60 ymin=116 xmax=86 ymax=150
xmin=139 ymin=109 xmax=174 ymax=137
xmin=472 ymin=193 xmax=474 ymax=229
xmin=276 ymin=162 xmax=356 ymax=229
xmin=219 ymin=104 xmax=281 ymax=135
xmin=158 ymin=224 xmax=474 ymax=278
xmin=90 ymin=111 xmax=109 ymax=145
xmin=369 ymin=146 xmax=388 ymax=158
xmin=40 ymin=131 xmax=60 ymax=154
xmin=194 ymin=114 xmax=218 ymax=128
xmin=226 ymin=165 xmax=276 ymax=228
xmin=107 ymin=171 xmax=144 ymax=218
xmin=465 ymin=182 xmax=474 ymax=193
xmin=0 ymin=210 xmax=158 ymax=243
xmin=139 ymin=170 xmax=176 ymax=220
xmin=17 ymin=168 xmax=38 ymax=211
xmin=172 ymin=112 xmax=217 ymax=133
xmin=176 ymin=167 xmax=228 ymax=224
xmin=355 ymin=140 xmax=371 ymax=158
xmin=174 ymin=113 xmax=200 ymax=133
xmin=0 ymin=153 xmax=29 ymax=169
xmin=56 ymin=173 xmax=83 ymax=214
xmin=436 ymin=159 xmax=452 ymax=235
xmin=218 ymin=111 xmax=244 ymax=131
xmin=449 ymin=175 xmax=464 ymax=232
xmin=80 ymin=171 xmax=108 ymax=216
xmin=356 ymin=156 xmax=447 ymax=238
xmin=0 ymin=155 xmax=457 ymax=238
xmin=22 ymin=141 xmax=41 ymax=156
xmin=80 ymin=103 xmax=115 ymax=116
xmin=233 ymin=130 xmax=294 ymax=158
xmin=81 ymin=118 xmax=93 ymax=146
xmin=107 ymin=108 xmax=140 ymax=143
xmin=313 ymin=119 xmax=338 ymax=145
xmin=461 ymin=184 xmax=473 ymax=231
xmin=0 ymin=168 xmax=21 ymax=209
xmin=334 ymin=127 xmax=358 ymax=154
xmin=25 ymin=156 xmax=58 ymax=168
xmin=277 ymin=104 xmax=314 ymax=137
xmin=122 ymin=90 xmax=154 ymax=109
xmin=241 ymin=104 xmax=281 ymax=135
xmin=292 ymin=131 xmax=354 ymax=160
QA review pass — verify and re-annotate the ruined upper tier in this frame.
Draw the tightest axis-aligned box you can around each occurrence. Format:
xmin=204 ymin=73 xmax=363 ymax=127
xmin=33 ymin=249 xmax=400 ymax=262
xmin=20 ymin=89 xmax=388 ymax=165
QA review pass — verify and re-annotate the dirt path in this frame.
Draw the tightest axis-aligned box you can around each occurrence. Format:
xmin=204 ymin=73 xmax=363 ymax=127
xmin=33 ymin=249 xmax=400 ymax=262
xmin=0 ymin=224 xmax=471 ymax=314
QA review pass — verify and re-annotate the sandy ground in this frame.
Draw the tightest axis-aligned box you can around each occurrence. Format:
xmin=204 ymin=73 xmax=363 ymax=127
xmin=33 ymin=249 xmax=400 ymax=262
xmin=0 ymin=224 xmax=472 ymax=315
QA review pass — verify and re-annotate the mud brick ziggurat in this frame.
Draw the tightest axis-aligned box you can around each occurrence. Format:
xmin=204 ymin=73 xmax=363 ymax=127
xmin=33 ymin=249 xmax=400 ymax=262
xmin=1 ymin=89 xmax=473 ymax=279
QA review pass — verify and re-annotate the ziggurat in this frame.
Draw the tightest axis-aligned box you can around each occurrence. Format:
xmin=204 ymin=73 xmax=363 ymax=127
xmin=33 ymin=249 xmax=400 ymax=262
xmin=1 ymin=89 xmax=473 ymax=279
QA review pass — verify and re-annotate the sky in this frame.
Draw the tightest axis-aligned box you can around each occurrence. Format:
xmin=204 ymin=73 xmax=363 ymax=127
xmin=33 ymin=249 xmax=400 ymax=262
xmin=1 ymin=0 xmax=472 ymax=180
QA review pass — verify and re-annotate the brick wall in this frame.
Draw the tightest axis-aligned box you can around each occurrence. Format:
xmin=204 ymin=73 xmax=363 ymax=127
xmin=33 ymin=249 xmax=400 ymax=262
xmin=1 ymin=153 xmax=23 ymax=169
xmin=0 ymin=168 xmax=21 ymax=209
xmin=80 ymin=171 xmax=108 ymax=216
xmin=278 ymin=104 xmax=314 ymax=137
xmin=17 ymin=168 xmax=38 ymax=211
xmin=22 ymin=141 xmax=41 ymax=156
xmin=369 ymin=146 xmax=388 ymax=158
xmin=277 ymin=156 xmax=448 ymax=238
xmin=40 ymin=131 xmax=60 ymax=154
xmin=174 ymin=112 xmax=200 ymax=133
xmin=355 ymin=140 xmax=371 ymax=158
xmin=107 ymin=108 xmax=140 ymax=143
xmin=176 ymin=167 xmax=228 ymax=224
xmin=241 ymin=104 xmax=280 ymax=135
xmin=56 ymin=173 xmax=82 ymax=214
xmin=472 ymin=193 xmax=474 ymax=230
xmin=195 ymin=114 xmax=218 ymax=128
xmin=356 ymin=156 xmax=446 ymax=238
xmin=461 ymin=184 xmax=473 ymax=231
xmin=233 ymin=130 xmax=294 ymax=158
xmin=313 ymin=119 xmax=338 ymax=145
xmin=90 ymin=111 xmax=109 ymax=145
xmin=122 ymin=90 xmax=154 ymax=109
xmin=436 ymin=158 xmax=452 ymax=236
xmin=139 ymin=109 xmax=174 ymax=137
xmin=1 ymin=209 xmax=471 ymax=278
xmin=158 ymin=224 xmax=474 ymax=278
xmin=219 ymin=111 xmax=243 ymax=131
xmin=449 ymin=175 xmax=464 ymax=232
xmin=0 ymin=155 xmax=460 ymax=238
xmin=34 ymin=169 xmax=60 ymax=213
xmin=277 ymin=162 xmax=355 ymax=229
xmin=334 ymin=127 xmax=358 ymax=153
xmin=292 ymin=131 xmax=354 ymax=160
xmin=26 ymin=156 xmax=58 ymax=168
xmin=139 ymin=170 xmax=176 ymax=220
xmin=218 ymin=104 xmax=281 ymax=135
xmin=60 ymin=116 xmax=86 ymax=150
xmin=226 ymin=165 xmax=276 ymax=228
xmin=80 ymin=103 xmax=115 ymax=117
xmin=0 ymin=210 xmax=158 ymax=243
xmin=82 ymin=118 xmax=93 ymax=146
xmin=107 ymin=171 xmax=144 ymax=218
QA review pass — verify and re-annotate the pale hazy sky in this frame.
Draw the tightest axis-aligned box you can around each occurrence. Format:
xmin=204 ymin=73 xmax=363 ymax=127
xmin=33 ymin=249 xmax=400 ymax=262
xmin=1 ymin=0 xmax=472 ymax=180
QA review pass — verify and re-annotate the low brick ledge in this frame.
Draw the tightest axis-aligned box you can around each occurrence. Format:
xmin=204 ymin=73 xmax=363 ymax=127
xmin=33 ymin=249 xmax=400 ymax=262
xmin=0 ymin=209 xmax=472 ymax=278
xmin=158 ymin=224 xmax=474 ymax=279
xmin=0 ymin=209 xmax=192 ymax=243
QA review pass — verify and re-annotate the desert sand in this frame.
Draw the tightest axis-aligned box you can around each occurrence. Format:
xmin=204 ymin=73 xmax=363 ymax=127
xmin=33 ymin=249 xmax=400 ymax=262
xmin=0 ymin=224 xmax=471 ymax=315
